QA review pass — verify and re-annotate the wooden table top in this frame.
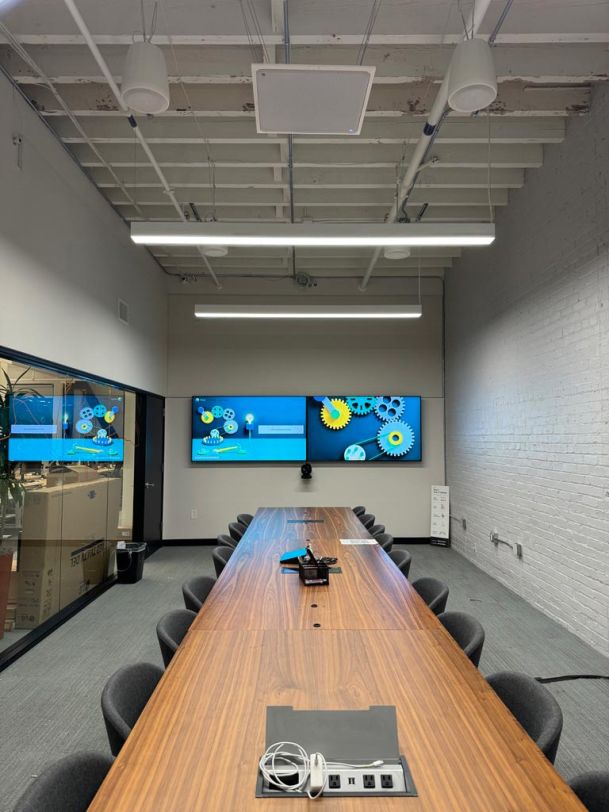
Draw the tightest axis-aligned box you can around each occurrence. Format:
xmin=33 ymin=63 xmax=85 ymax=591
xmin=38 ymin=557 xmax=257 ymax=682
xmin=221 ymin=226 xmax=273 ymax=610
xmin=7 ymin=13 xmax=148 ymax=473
xmin=90 ymin=507 xmax=583 ymax=811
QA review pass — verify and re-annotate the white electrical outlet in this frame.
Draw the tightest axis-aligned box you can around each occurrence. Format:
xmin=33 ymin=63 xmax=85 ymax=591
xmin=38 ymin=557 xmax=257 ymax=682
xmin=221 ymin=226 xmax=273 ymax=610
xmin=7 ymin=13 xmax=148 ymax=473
xmin=190 ymin=508 xmax=198 ymax=520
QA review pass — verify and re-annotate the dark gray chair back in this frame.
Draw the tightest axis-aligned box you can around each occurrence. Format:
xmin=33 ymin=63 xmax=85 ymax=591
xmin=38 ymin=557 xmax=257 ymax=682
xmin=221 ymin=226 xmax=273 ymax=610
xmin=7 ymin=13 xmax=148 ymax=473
xmin=101 ymin=662 xmax=163 ymax=756
xmin=182 ymin=574 xmax=216 ymax=613
xmin=486 ymin=671 xmax=563 ymax=763
xmin=412 ymin=576 xmax=449 ymax=615
xmin=217 ymin=533 xmax=236 ymax=549
xmin=388 ymin=549 xmax=412 ymax=578
xmin=370 ymin=524 xmax=386 ymax=538
xmin=213 ymin=544 xmax=233 ymax=577
xmin=13 ymin=751 xmax=113 ymax=812
xmin=375 ymin=533 xmax=394 ymax=553
xmin=438 ymin=611 xmax=485 ymax=667
xmin=237 ymin=513 xmax=254 ymax=527
xmin=569 ymin=771 xmax=609 ymax=811
xmin=352 ymin=505 xmax=366 ymax=518
xmin=228 ymin=521 xmax=246 ymax=542
xmin=360 ymin=513 xmax=376 ymax=530
xmin=156 ymin=609 xmax=197 ymax=668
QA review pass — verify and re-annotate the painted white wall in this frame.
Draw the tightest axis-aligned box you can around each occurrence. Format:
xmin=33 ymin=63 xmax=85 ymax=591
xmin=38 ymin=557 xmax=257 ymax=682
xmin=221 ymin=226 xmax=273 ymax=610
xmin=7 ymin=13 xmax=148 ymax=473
xmin=0 ymin=73 xmax=167 ymax=394
xmin=164 ymin=284 xmax=445 ymax=539
xmin=445 ymin=85 xmax=609 ymax=655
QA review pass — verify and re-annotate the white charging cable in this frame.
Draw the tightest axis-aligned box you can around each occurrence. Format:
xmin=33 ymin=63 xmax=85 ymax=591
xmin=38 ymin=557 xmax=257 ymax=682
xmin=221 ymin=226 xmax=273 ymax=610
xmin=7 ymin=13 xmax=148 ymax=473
xmin=259 ymin=741 xmax=384 ymax=800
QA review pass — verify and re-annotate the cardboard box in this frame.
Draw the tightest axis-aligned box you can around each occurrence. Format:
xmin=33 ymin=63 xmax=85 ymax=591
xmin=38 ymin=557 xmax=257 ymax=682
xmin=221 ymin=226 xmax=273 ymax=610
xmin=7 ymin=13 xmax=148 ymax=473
xmin=15 ymin=566 xmax=59 ymax=628
xmin=59 ymin=539 xmax=108 ymax=610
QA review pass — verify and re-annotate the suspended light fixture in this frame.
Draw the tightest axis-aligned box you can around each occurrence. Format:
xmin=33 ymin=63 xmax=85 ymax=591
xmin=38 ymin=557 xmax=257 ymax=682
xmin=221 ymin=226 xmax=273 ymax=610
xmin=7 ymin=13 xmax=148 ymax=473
xmin=131 ymin=222 xmax=495 ymax=247
xmin=194 ymin=304 xmax=422 ymax=320
xmin=447 ymin=37 xmax=497 ymax=114
xmin=121 ymin=41 xmax=170 ymax=115
xmin=384 ymin=246 xmax=411 ymax=260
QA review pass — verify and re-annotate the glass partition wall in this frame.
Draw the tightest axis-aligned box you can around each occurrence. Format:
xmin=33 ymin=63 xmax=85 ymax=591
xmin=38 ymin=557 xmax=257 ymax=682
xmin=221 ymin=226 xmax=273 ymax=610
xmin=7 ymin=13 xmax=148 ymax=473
xmin=0 ymin=355 xmax=136 ymax=658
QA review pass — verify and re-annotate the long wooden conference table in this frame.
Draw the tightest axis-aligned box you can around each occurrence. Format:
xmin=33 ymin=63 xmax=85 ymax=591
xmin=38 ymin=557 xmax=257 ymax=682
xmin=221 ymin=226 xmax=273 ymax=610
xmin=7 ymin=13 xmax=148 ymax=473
xmin=90 ymin=507 xmax=584 ymax=810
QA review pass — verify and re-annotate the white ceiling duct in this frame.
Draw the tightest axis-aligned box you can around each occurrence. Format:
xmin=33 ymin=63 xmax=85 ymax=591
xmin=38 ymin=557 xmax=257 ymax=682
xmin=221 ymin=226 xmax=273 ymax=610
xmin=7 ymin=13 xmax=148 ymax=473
xmin=121 ymin=41 xmax=170 ymax=115
xmin=447 ymin=38 xmax=497 ymax=114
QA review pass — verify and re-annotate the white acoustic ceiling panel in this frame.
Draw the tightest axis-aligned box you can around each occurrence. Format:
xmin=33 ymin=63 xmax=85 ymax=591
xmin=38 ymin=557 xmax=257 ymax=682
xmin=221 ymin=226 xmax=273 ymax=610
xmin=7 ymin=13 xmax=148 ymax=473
xmin=252 ymin=64 xmax=376 ymax=135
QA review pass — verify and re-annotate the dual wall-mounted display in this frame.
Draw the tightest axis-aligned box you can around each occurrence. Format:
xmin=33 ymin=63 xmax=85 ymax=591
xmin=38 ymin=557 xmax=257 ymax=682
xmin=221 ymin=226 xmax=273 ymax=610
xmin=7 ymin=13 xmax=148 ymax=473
xmin=8 ymin=394 xmax=125 ymax=462
xmin=191 ymin=395 xmax=421 ymax=463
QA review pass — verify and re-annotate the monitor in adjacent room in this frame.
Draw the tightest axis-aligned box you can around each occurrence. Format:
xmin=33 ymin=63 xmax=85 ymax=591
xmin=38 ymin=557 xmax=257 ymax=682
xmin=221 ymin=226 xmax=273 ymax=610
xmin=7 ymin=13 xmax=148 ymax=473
xmin=191 ymin=396 xmax=307 ymax=462
xmin=306 ymin=396 xmax=422 ymax=462
xmin=8 ymin=394 xmax=125 ymax=462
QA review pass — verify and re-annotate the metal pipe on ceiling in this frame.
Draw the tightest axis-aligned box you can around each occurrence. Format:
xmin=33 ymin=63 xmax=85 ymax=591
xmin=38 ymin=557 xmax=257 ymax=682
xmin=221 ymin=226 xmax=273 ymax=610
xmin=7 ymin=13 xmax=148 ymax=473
xmin=62 ymin=0 xmax=222 ymax=289
xmin=358 ymin=0 xmax=494 ymax=291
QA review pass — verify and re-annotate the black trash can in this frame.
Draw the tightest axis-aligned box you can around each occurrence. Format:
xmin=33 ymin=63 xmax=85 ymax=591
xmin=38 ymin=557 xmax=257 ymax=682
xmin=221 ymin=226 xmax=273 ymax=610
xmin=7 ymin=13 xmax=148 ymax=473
xmin=116 ymin=542 xmax=147 ymax=584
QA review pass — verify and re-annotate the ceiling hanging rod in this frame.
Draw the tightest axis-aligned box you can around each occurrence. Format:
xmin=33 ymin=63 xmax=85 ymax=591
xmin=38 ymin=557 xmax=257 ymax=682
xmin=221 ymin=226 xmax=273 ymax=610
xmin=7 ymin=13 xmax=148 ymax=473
xmin=358 ymin=0 xmax=495 ymax=291
xmin=62 ymin=0 xmax=222 ymax=289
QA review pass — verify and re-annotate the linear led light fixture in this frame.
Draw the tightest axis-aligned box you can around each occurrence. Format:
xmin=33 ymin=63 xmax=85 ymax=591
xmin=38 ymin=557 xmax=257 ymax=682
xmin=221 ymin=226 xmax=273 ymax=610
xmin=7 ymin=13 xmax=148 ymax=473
xmin=194 ymin=304 xmax=422 ymax=319
xmin=131 ymin=222 xmax=495 ymax=248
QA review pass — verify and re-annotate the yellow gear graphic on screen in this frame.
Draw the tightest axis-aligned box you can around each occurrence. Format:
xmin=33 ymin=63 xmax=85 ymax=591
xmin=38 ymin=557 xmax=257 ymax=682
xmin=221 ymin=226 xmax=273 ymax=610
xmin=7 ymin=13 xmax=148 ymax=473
xmin=320 ymin=398 xmax=351 ymax=431
xmin=200 ymin=410 xmax=214 ymax=424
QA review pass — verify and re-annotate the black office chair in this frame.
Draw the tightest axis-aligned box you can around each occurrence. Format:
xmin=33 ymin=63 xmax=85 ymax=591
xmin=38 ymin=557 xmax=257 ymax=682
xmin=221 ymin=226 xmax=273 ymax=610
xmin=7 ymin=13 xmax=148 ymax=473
xmin=101 ymin=662 xmax=163 ymax=756
xmin=182 ymin=574 xmax=216 ymax=613
xmin=237 ymin=513 xmax=254 ymax=527
xmin=388 ymin=549 xmax=412 ymax=578
xmin=370 ymin=524 xmax=386 ymax=538
xmin=437 ymin=611 xmax=485 ymax=667
xmin=360 ymin=513 xmax=376 ymax=530
xmin=13 ymin=751 xmax=114 ymax=812
xmin=156 ymin=609 xmax=197 ymax=668
xmin=216 ymin=533 xmax=237 ymax=550
xmin=375 ymin=533 xmax=394 ymax=553
xmin=412 ymin=576 xmax=449 ymax=615
xmin=486 ymin=671 xmax=563 ymax=763
xmin=569 ymin=772 xmax=609 ymax=811
xmin=353 ymin=505 xmax=366 ymax=518
xmin=213 ymin=545 xmax=233 ymax=577
xmin=228 ymin=521 xmax=246 ymax=543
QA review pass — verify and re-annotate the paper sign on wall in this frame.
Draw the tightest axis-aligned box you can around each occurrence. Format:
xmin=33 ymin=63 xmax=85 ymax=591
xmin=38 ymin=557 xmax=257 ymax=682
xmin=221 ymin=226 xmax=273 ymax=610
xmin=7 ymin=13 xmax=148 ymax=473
xmin=430 ymin=485 xmax=450 ymax=542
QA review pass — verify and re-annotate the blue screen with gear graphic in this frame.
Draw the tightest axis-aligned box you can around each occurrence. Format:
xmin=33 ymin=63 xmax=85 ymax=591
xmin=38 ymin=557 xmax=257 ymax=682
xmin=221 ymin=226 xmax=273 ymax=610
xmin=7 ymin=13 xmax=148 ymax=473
xmin=306 ymin=396 xmax=421 ymax=462
xmin=191 ymin=396 xmax=307 ymax=462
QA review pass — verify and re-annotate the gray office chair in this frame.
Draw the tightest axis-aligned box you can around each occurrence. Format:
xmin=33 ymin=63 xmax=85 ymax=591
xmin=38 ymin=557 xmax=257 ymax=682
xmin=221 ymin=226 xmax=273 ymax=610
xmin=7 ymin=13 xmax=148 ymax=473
xmin=216 ymin=533 xmax=237 ymax=550
xmin=182 ymin=574 xmax=216 ymax=613
xmin=437 ymin=611 xmax=485 ymax=667
xmin=370 ymin=524 xmax=386 ymax=538
xmin=388 ymin=549 xmax=412 ymax=578
xmin=353 ymin=505 xmax=366 ymax=518
xmin=486 ymin=671 xmax=563 ymax=764
xmin=412 ymin=576 xmax=449 ymax=615
xmin=569 ymin=772 xmax=609 ymax=811
xmin=156 ymin=609 xmax=197 ymax=668
xmin=228 ymin=521 xmax=246 ymax=542
xmin=360 ymin=513 xmax=376 ymax=530
xmin=237 ymin=513 xmax=254 ymax=527
xmin=101 ymin=662 xmax=163 ymax=756
xmin=213 ymin=544 xmax=233 ymax=577
xmin=375 ymin=533 xmax=394 ymax=553
xmin=13 ymin=751 xmax=114 ymax=812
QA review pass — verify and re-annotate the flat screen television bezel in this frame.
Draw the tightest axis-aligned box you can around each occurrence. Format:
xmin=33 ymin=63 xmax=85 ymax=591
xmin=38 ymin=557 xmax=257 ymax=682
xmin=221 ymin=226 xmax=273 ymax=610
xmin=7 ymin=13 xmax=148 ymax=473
xmin=190 ymin=395 xmax=308 ymax=464
xmin=305 ymin=394 xmax=422 ymax=464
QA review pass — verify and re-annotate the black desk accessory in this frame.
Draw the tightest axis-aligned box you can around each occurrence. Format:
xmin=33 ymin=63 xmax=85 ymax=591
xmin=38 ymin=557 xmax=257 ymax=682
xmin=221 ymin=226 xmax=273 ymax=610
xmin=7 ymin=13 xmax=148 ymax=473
xmin=298 ymin=546 xmax=330 ymax=586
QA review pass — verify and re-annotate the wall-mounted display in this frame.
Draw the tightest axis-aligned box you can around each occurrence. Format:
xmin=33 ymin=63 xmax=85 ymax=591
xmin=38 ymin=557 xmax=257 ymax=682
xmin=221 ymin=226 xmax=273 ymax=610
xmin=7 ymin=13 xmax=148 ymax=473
xmin=306 ymin=396 xmax=421 ymax=462
xmin=8 ymin=394 xmax=124 ymax=462
xmin=191 ymin=396 xmax=306 ymax=462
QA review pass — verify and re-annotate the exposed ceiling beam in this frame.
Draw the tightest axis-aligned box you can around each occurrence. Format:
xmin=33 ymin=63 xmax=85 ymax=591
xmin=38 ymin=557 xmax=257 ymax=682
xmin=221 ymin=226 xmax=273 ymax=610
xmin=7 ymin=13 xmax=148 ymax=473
xmin=2 ymin=34 xmax=608 ymax=46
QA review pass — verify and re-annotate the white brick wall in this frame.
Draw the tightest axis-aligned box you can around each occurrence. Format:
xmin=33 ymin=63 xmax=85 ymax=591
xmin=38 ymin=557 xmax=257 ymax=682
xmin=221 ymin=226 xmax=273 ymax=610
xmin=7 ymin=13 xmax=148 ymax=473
xmin=445 ymin=85 xmax=609 ymax=656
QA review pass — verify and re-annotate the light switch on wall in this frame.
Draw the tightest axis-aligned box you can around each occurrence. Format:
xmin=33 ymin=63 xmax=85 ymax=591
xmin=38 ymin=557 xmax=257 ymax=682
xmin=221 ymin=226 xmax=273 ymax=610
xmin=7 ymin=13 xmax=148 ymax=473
xmin=190 ymin=508 xmax=198 ymax=520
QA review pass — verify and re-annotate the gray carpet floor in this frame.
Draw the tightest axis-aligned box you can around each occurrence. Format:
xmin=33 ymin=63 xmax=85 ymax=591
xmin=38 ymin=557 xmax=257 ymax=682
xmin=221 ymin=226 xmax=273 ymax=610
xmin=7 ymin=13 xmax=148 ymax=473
xmin=1 ymin=543 xmax=608 ymax=810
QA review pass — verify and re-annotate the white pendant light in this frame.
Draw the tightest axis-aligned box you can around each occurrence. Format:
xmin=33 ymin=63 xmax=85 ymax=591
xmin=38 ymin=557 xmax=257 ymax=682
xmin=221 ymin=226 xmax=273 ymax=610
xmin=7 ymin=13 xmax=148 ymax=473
xmin=447 ymin=37 xmax=497 ymax=114
xmin=383 ymin=246 xmax=411 ymax=260
xmin=121 ymin=41 xmax=170 ymax=115
xmin=131 ymin=222 xmax=495 ymax=247
xmin=194 ymin=304 xmax=422 ymax=320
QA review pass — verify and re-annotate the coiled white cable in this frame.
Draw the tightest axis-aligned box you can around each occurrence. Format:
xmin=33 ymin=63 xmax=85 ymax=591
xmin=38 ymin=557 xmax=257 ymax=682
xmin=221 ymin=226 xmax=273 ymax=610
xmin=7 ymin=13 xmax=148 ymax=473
xmin=259 ymin=741 xmax=384 ymax=800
